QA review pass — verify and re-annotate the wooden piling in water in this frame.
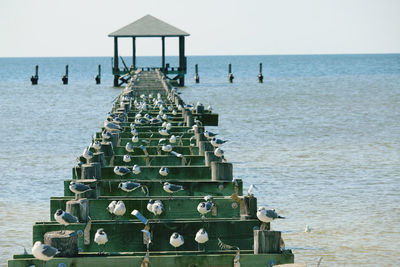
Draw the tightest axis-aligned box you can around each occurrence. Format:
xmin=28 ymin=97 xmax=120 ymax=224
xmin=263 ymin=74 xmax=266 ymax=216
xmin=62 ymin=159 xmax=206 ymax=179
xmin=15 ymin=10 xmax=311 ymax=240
xmin=62 ymin=65 xmax=69 ymax=85
xmin=31 ymin=65 xmax=38 ymax=85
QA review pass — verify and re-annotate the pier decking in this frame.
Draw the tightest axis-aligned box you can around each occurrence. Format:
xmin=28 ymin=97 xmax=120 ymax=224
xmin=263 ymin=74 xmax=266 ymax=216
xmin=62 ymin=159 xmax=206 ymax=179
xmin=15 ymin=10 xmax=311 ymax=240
xmin=8 ymin=70 xmax=294 ymax=267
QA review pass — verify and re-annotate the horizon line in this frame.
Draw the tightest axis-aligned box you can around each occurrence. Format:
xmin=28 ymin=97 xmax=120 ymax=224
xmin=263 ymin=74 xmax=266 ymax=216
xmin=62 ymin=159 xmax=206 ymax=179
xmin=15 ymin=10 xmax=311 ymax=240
xmin=1 ymin=52 xmax=399 ymax=59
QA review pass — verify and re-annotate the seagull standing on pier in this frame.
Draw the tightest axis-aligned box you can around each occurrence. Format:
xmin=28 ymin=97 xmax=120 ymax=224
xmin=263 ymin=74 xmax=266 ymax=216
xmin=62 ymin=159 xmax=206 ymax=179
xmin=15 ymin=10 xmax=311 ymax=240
xmin=113 ymin=201 xmax=126 ymax=218
xmin=94 ymin=228 xmax=108 ymax=255
xmin=159 ymin=167 xmax=169 ymax=177
xmin=204 ymin=131 xmax=218 ymax=139
xmin=32 ymin=241 xmax=60 ymax=261
xmin=169 ymin=135 xmax=177 ymax=144
xmin=118 ymin=181 xmax=141 ymax=192
xmin=104 ymin=121 xmax=121 ymax=131
xmin=162 ymin=144 xmax=172 ymax=152
xmin=170 ymin=232 xmax=184 ymax=253
xmin=123 ymin=155 xmax=131 ymax=163
xmin=132 ymin=135 xmax=139 ymax=143
xmin=197 ymin=201 xmax=214 ymax=215
xmin=256 ymin=207 xmax=285 ymax=230
xmin=54 ymin=209 xmax=78 ymax=233
xmin=107 ymin=200 xmax=117 ymax=215
xmin=195 ymin=228 xmax=209 ymax=250
xmin=69 ymin=181 xmax=92 ymax=199
xmin=163 ymin=182 xmax=184 ymax=194
xmin=159 ymin=128 xmax=171 ymax=136
xmin=214 ymin=147 xmax=226 ymax=162
xmin=132 ymin=164 xmax=141 ymax=175
xmin=82 ymin=147 xmax=94 ymax=162
xmin=149 ymin=200 xmax=164 ymax=216
xmin=210 ymin=138 xmax=228 ymax=148
xmin=125 ymin=142 xmax=135 ymax=152
xmin=114 ymin=166 xmax=131 ymax=176
xmin=91 ymin=140 xmax=102 ymax=152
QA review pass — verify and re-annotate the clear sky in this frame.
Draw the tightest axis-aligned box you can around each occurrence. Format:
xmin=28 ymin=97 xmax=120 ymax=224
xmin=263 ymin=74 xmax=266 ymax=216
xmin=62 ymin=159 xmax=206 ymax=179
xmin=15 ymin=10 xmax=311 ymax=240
xmin=0 ymin=0 xmax=399 ymax=57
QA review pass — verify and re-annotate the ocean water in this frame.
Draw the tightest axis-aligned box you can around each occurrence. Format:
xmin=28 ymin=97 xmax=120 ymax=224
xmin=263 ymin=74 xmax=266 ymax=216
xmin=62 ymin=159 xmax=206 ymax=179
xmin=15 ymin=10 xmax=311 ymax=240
xmin=0 ymin=54 xmax=399 ymax=266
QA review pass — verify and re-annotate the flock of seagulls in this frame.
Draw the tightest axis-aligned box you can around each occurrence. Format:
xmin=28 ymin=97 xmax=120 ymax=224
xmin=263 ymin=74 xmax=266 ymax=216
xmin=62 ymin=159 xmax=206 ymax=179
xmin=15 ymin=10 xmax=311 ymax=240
xmin=30 ymin=88 xmax=301 ymax=262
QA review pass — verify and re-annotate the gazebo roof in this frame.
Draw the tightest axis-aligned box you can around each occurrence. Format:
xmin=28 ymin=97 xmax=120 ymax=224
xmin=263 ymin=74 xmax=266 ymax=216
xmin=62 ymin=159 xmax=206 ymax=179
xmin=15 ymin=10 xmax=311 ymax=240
xmin=108 ymin=15 xmax=190 ymax=37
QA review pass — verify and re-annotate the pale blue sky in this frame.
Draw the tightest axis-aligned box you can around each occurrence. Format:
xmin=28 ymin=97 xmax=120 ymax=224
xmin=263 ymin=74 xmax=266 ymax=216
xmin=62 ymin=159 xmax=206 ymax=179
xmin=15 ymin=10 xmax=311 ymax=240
xmin=0 ymin=0 xmax=399 ymax=57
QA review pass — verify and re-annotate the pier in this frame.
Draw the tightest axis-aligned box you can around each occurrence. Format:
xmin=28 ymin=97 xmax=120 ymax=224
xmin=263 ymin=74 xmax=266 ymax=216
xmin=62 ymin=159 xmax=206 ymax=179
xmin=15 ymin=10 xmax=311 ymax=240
xmin=7 ymin=70 xmax=294 ymax=266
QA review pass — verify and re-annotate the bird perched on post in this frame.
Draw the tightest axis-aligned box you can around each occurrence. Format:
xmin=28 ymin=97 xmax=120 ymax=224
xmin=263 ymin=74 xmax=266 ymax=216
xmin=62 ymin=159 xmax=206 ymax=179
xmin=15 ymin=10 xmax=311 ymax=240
xmin=147 ymin=199 xmax=164 ymax=216
xmin=170 ymin=232 xmax=184 ymax=253
xmin=195 ymin=228 xmax=209 ymax=251
xmin=163 ymin=182 xmax=184 ymax=194
xmin=104 ymin=121 xmax=121 ymax=131
xmin=132 ymin=164 xmax=141 ymax=175
xmin=159 ymin=167 xmax=169 ymax=177
xmin=256 ymin=206 xmax=285 ymax=230
xmin=125 ymin=142 xmax=134 ymax=152
xmin=113 ymin=201 xmax=126 ymax=217
xmin=32 ymin=241 xmax=59 ymax=261
xmin=123 ymin=155 xmax=131 ymax=163
xmin=197 ymin=201 xmax=214 ymax=215
xmin=210 ymin=138 xmax=228 ymax=148
xmin=118 ymin=181 xmax=141 ymax=192
xmin=82 ymin=147 xmax=94 ymax=163
xmin=54 ymin=209 xmax=78 ymax=233
xmin=204 ymin=131 xmax=218 ymax=139
xmin=69 ymin=181 xmax=92 ymax=200
xmin=106 ymin=200 xmax=117 ymax=217
xmin=94 ymin=228 xmax=108 ymax=255
xmin=114 ymin=166 xmax=131 ymax=176
xmin=91 ymin=140 xmax=102 ymax=152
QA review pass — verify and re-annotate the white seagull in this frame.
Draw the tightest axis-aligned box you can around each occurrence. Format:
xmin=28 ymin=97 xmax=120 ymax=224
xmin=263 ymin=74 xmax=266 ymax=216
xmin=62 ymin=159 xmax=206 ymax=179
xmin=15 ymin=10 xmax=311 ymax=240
xmin=197 ymin=201 xmax=214 ymax=215
xmin=94 ymin=228 xmax=108 ymax=254
xmin=118 ymin=181 xmax=141 ymax=192
xmin=159 ymin=167 xmax=169 ymax=177
xmin=195 ymin=228 xmax=209 ymax=245
xmin=170 ymin=232 xmax=184 ymax=249
xmin=256 ymin=206 xmax=285 ymax=230
xmin=32 ymin=241 xmax=59 ymax=261
xmin=163 ymin=182 xmax=184 ymax=194
xmin=123 ymin=155 xmax=131 ymax=163
xmin=54 ymin=209 xmax=78 ymax=233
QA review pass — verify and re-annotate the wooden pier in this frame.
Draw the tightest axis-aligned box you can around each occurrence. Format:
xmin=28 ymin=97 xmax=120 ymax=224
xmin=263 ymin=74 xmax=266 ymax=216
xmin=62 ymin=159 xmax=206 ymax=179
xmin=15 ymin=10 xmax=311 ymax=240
xmin=7 ymin=70 xmax=295 ymax=266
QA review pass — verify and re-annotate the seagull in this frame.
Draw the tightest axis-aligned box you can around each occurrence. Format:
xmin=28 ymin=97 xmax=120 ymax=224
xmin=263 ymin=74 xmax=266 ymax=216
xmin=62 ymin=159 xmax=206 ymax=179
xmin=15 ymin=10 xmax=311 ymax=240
xmin=113 ymin=166 xmax=131 ymax=176
xmin=91 ymin=140 xmax=102 ymax=151
xmin=118 ymin=181 xmax=141 ymax=192
xmin=130 ymin=123 xmax=136 ymax=130
xmin=214 ymin=147 xmax=225 ymax=158
xmin=69 ymin=181 xmax=91 ymax=199
xmin=210 ymin=138 xmax=228 ymax=147
xmin=204 ymin=195 xmax=213 ymax=202
xmin=106 ymin=200 xmax=117 ymax=215
xmin=94 ymin=228 xmax=108 ymax=255
xmin=165 ymin=122 xmax=172 ymax=130
xmin=32 ymin=241 xmax=59 ymax=261
xmin=82 ymin=147 xmax=93 ymax=162
xmin=132 ymin=164 xmax=141 ymax=175
xmin=247 ymin=184 xmax=256 ymax=197
xmin=195 ymin=228 xmax=209 ymax=248
xmin=304 ymin=225 xmax=311 ymax=233
xmin=162 ymin=144 xmax=172 ymax=153
xmin=113 ymin=201 xmax=126 ymax=217
xmin=54 ymin=209 xmax=78 ymax=233
xmin=101 ymin=131 xmax=112 ymax=141
xmin=125 ymin=142 xmax=134 ymax=152
xmin=197 ymin=201 xmax=214 ymax=215
xmin=132 ymin=135 xmax=139 ymax=143
xmin=169 ymin=135 xmax=177 ymax=144
xmin=104 ymin=121 xmax=121 ymax=131
xmin=170 ymin=232 xmax=184 ymax=252
xmin=123 ymin=155 xmax=131 ymax=163
xmin=163 ymin=182 xmax=184 ymax=194
xmin=159 ymin=128 xmax=171 ymax=136
xmin=131 ymin=128 xmax=138 ymax=136
xmin=172 ymin=109 xmax=177 ymax=116
xmin=151 ymin=200 xmax=164 ymax=216
xmin=146 ymin=199 xmax=156 ymax=213
xmin=204 ymin=131 xmax=217 ymax=139
xmin=257 ymin=207 xmax=285 ymax=230
xmin=159 ymin=167 xmax=169 ymax=177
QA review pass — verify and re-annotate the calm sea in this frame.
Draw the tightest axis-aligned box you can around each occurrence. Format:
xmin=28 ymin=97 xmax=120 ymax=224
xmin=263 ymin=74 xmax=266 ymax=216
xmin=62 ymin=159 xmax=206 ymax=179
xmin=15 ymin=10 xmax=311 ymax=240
xmin=0 ymin=55 xmax=399 ymax=266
